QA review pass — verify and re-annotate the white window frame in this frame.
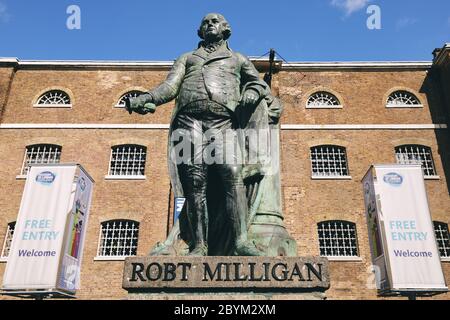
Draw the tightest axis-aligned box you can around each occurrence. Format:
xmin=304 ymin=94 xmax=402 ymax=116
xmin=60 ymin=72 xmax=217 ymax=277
xmin=95 ymin=220 xmax=139 ymax=261
xmin=306 ymin=91 xmax=343 ymax=109
xmin=1 ymin=222 xmax=16 ymax=262
xmin=386 ymin=90 xmax=423 ymax=108
xmin=17 ymin=144 xmax=62 ymax=179
xmin=310 ymin=145 xmax=351 ymax=179
xmin=105 ymin=144 xmax=147 ymax=180
xmin=318 ymin=220 xmax=360 ymax=260
xmin=33 ymin=90 xmax=72 ymax=108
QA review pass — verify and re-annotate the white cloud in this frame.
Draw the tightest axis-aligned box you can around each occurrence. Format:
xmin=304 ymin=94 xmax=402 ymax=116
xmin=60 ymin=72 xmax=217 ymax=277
xmin=396 ymin=17 xmax=418 ymax=31
xmin=0 ymin=2 xmax=10 ymax=23
xmin=331 ymin=0 xmax=371 ymax=16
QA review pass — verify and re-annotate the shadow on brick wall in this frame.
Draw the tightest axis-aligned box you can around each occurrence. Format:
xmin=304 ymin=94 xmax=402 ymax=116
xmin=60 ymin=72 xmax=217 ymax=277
xmin=421 ymin=71 xmax=450 ymax=195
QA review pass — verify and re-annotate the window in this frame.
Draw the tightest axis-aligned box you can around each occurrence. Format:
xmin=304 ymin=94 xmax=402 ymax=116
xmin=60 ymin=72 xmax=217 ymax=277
xmin=1 ymin=222 xmax=16 ymax=259
xmin=108 ymin=144 xmax=147 ymax=177
xmin=434 ymin=221 xmax=450 ymax=258
xmin=386 ymin=90 xmax=422 ymax=108
xmin=21 ymin=144 xmax=62 ymax=175
xmin=97 ymin=220 xmax=139 ymax=258
xmin=307 ymin=91 xmax=341 ymax=108
xmin=115 ymin=91 xmax=145 ymax=108
xmin=35 ymin=90 xmax=71 ymax=107
xmin=318 ymin=220 xmax=359 ymax=257
xmin=310 ymin=145 xmax=349 ymax=177
xmin=395 ymin=145 xmax=437 ymax=177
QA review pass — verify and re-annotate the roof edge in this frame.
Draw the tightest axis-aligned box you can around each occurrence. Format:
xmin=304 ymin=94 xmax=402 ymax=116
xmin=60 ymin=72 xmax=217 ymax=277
xmin=281 ymin=61 xmax=432 ymax=70
xmin=0 ymin=57 xmax=434 ymax=70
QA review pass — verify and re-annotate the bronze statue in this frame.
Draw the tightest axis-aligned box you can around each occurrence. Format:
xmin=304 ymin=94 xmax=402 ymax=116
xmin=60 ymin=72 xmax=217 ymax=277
xmin=126 ymin=13 xmax=297 ymax=257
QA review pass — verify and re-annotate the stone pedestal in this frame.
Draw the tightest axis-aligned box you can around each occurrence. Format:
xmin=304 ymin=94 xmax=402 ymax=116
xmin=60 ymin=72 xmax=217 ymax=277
xmin=123 ymin=256 xmax=329 ymax=300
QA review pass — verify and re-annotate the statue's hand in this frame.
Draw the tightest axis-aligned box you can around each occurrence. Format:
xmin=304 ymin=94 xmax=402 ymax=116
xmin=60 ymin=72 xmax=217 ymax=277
xmin=241 ymin=89 xmax=260 ymax=107
xmin=125 ymin=93 xmax=156 ymax=115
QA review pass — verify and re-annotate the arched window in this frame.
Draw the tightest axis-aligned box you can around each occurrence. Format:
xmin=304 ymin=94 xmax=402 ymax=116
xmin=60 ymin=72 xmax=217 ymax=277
xmin=317 ymin=220 xmax=359 ymax=257
xmin=386 ymin=90 xmax=422 ymax=107
xmin=108 ymin=144 xmax=147 ymax=177
xmin=115 ymin=91 xmax=145 ymax=108
xmin=307 ymin=91 xmax=341 ymax=108
xmin=310 ymin=145 xmax=349 ymax=177
xmin=395 ymin=144 xmax=437 ymax=176
xmin=433 ymin=221 xmax=450 ymax=258
xmin=1 ymin=222 xmax=16 ymax=259
xmin=97 ymin=220 xmax=139 ymax=257
xmin=35 ymin=90 xmax=71 ymax=107
xmin=21 ymin=144 xmax=62 ymax=175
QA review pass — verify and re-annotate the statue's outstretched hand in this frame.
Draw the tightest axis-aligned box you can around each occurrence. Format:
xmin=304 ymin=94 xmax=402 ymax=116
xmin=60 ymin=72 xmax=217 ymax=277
xmin=241 ymin=89 xmax=260 ymax=107
xmin=125 ymin=93 xmax=156 ymax=115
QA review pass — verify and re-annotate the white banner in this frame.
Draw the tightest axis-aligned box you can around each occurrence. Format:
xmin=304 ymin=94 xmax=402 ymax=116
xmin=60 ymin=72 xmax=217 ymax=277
xmin=373 ymin=164 xmax=447 ymax=291
xmin=2 ymin=165 xmax=77 ymax=290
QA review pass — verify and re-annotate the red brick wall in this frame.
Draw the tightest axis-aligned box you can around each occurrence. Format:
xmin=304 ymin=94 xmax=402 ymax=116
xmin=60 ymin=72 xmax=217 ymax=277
xmin=0 ymin=64 xmax=448 ymax=300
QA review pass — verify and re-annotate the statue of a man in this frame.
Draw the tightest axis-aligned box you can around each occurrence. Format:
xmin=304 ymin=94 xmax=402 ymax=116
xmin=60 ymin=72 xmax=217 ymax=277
xmin=127 ymin=13 xmax=270 ymax=256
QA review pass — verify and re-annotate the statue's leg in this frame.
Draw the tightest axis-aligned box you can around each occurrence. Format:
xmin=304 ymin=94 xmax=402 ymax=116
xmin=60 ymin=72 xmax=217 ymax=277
xmin=174 ymin=113 xmax=209 ymax=256
xmin=215 ymin=162 xmax=264 ymax=256
xmin=178 ymin=163 xmax=208 ymax=255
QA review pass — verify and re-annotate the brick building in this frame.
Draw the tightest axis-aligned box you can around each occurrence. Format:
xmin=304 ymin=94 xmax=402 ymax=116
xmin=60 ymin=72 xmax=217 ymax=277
xmin=0 ymin=43 xmax=449 ymax=300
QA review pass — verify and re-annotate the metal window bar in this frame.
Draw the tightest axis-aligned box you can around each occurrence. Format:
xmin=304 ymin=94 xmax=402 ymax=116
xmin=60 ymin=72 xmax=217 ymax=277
xmin=318 ymin=221 xmax=358 ymax=257
xmin=37 ymin=90 xmax=70 ymax=105
xmin=387 ymin=91 xmax=420 ymax=106
xmin=97 ymin=220 xmax=139 ymax=257
xmin=109 ymin=145 xmax=146 ymax=176
xmin=21 ymin=144 xmax=62 ymax=175
xmin=434 ymin=222 xmax=450 ymax=258
xmin=395 ymin=145 xmax=436 ymax=176
xmin=1 ymin=222 xmax=15 ymax=258
xmin=307 ymin=92 xmax=340 ymax=107
xmin=311 ymin=145 xmax=348 ymax=177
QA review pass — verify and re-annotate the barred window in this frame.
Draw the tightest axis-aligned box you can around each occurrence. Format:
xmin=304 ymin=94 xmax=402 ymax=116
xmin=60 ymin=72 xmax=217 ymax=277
xmin=434 ymin=221 xmax=450 ymax=258
xmin=115 ymin=91 xmax=145 ymax=108
xmin=395 ymin=145 xmax=436 ymax=176
xmin=387 ymin=91 xmax=421 ymax=107
xmin=21 ymin=144 xmax=62 ymax=175
xmin=318 ymin=220 xmax=359 ymax=257
xmin=97 ymin=220 xmax=139 ymax=257
xmin=311 ymin=145 xmax=349 ymax=177
xmin=307 ymin=92 xmax=341 ymax=108
xmin=1 ymin=222 xmax=16 ymax=259
xmin=36 ymin=90 xmax=71 ymax=106
xmin=108 ymin=145 xmax=147 ymax=177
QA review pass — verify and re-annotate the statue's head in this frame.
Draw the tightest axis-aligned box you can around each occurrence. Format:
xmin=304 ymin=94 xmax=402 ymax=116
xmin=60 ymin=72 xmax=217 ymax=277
xmin=197 ymin=13 xmax=231 ymax=42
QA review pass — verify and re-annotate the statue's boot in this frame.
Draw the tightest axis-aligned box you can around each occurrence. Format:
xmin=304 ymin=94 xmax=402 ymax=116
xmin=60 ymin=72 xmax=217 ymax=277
xmin=187 ymin=244 xmax=208 ymax=256
xmin=234 ymin=240 xmax=265 ymax=256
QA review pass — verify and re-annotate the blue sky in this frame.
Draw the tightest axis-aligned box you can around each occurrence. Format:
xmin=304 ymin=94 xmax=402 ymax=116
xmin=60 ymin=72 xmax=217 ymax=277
xmin=0 ymin=0 xmax=449 ymax=62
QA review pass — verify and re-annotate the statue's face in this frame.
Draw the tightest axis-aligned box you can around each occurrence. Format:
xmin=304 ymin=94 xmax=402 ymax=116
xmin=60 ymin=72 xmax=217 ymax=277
xmin=200 ymin=14 xmax=226 ymax=41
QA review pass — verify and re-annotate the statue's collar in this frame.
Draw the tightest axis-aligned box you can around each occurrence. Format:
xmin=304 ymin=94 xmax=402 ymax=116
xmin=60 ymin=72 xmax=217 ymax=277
xmin=198 ymin=39 xmax=229 ymax=50
xmin=194 ymin=40 xmax=232 ymax=60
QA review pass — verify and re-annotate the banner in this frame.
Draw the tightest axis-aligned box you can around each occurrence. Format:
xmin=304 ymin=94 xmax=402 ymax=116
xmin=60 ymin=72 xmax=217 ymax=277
xmin=2 ymin=164 xmax=93 ymax=295
xmin=362 ymin=169 xmax=387 ymax=290
xmin=364 ymin=164 xmax=447 ymax=292
xmin=58 ymin=168 xmax=93 ymax=292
